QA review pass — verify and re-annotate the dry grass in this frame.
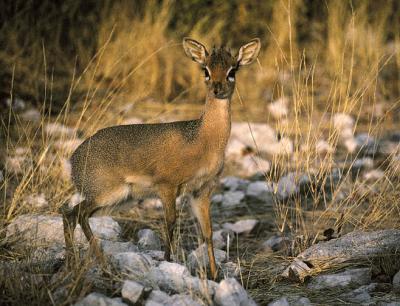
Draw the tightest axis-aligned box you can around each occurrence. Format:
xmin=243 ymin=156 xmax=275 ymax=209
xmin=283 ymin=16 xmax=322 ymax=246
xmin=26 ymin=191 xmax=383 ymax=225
xmin=1 ymin=1 xmax=400 ymax=305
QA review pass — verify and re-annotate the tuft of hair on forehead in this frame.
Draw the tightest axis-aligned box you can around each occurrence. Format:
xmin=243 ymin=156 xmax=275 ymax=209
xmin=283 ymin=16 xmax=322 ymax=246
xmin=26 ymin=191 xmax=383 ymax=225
xmin=208 ymin=45 xmax=235 ymax=69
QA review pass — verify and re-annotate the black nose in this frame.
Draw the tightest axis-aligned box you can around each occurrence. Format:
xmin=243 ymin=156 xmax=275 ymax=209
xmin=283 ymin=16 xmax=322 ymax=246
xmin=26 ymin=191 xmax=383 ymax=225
xmin=213 ymin=82 xmax=222 ymax=95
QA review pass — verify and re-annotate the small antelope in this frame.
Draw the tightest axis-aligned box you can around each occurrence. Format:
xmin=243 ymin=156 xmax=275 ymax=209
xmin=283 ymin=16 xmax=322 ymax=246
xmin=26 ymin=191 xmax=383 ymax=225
xmin=61 ymin=37 xmax=261 ymax=278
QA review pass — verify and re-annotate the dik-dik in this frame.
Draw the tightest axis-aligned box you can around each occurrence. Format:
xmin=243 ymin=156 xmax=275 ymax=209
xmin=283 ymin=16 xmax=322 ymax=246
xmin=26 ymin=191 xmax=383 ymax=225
xmin=61 ymin=37 xmax=261 ymax=279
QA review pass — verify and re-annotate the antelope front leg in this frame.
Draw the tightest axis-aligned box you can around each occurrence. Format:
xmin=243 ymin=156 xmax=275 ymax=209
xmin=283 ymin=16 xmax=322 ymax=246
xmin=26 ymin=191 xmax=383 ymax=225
xmin=159 ymin=186 xmax=177 ymax=261
xmin=190 ymin=194 xmax=217 ymax=280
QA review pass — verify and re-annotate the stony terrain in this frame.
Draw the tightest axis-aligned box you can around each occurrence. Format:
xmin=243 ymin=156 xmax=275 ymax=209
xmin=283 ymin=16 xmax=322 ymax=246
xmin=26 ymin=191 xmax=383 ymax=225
xmin=1 ymin=100 xmax=400 ymax=305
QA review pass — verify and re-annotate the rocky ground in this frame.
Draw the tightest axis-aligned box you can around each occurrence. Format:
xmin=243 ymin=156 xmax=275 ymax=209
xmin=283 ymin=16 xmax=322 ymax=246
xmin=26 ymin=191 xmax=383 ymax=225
xmin=1 ymin=100 xmax=400 ymax=305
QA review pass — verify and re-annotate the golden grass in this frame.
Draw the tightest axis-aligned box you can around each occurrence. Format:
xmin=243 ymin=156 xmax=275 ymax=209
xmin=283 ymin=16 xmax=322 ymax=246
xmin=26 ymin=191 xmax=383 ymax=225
xmin=1 ymin=1 xmax=400 ymax=305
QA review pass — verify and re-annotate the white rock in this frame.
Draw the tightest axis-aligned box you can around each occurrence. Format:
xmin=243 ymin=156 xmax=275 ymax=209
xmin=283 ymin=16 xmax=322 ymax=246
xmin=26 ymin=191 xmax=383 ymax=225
xmin=5 ymin=155 xmax=28 ymax=174
xmin=145 ymin=290 xmax=172 ymax=306
xmin=246 ymin=181 xmax=274 ymax=203
xmin=363 ymin=169 xmax=384 ymax=181
xmin=355 ymin=133 xmax=379 ymax=155
xmin=221 ymin=261 xmax=241 ymax=278
xmin=111 ymin=252 xmax=154 ymax=279
xmin=141 ymin=198 xmax=163 ymax=210
xmin=143 ymin=250 xmax=165 ymax=261
xmin=31 ymin=244 xmax=65 ymax=262
xmin=268 ymin=97 xmax=289 ymax=120
xmin=220 ymin=191 xmax=245 ymax=207
xmin=188 ymin=244 xmax=227 ymax=272
xmin=268 ymin=297 xmax=289 ymax=306
xmin=138 ymin=229 xmax=161 ymax=251
xmin=344 ymin=137 xmax=358 ymax=153
xmin=212 ymin=229 xmax=234 ymax=250
xmin=214 ymin=278 xmax=256 ymax=306
xmin=237 ymin=155 xmax=271 ymax=176
xmin=211 ymin=194 xmax=224 ymax=205
xmin=340 ymin=284 xmax=377 ymax=304
xmin=148 ymin=261 xmax=217 ymax=297
xmin=74 ymin=292 xmax=127 ymax=306
xmin=45 ymin=122 xmax=76 ymax=138
xmin=333 ymin=113 xmax=354 ymax=132
xmin=393 ymin=270 xmax=400 ymax=292
xmin=220 ymin=176 xmax=250 ymax=191
xmin=100 ymin=240 xmax=139 ymax=255
xmin=353 ymin=157 xmax=374 ymax=170
xmin=292 ymin=297 xmax=312 ymax=306
xmin=277 ymin=173 xmax=299 ymax=200
xmin=230 ymin=122 xmax=276 ymax=151
xmin=262 ymin=235 xmax=290 ymax=253
xmin=222 ymin=219 xmax=258 ymax=235
xmin=282 ymin=259 xmax=312 ymax=282
xmin=340 ymin=127 xmax=354 ymax=139
xmin=6 ymin=215 xmax=121 ymax=248
xmin=6 ymin=97 xmax=26 ymax=111
xmin=267 ymin=137 xmax=293 ymax=155
xmin=226 ymin=138 xmax=248 ymax=158
xmin=307 ymin=268 xmax=371 ymax=290
xmin=24 ymin=193 xmax=48 ymax=209
xmin=21 ymin=108 xmax=41 ymax=122
xmin=121 ymin=280 xmax=144 ymax=304
xmin=88 ymin=216 xmax=121 ymax=241
xmin=316 ymin=139 xmax=334 ymax=154
xmin=170 ymin=294 xmax=203 ymax=306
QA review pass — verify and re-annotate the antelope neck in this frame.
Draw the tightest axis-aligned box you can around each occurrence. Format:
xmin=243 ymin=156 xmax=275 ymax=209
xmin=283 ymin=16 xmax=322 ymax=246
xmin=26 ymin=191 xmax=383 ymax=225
xmin=198 ymin=96 xmax=232 ymax=149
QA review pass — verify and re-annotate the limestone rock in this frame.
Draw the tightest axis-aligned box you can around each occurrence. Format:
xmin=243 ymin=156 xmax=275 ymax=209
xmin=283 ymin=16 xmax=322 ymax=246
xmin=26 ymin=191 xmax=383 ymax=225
xmin=121 ymin=280 xmax=144 ymax=304
xmin=277 ymin=173 xmax=299 ymax=200
xmin=100 ymin=240 xmax=139 ymax=256
xmin=307 ymin=268 xmax=371 ymax=290
xmin=220 ymin=191 xmax=245 ymax=207
xmin=222 ymin=219 xmax=258 ymax=235
xmin=393 ymin=270 xmax=400 ymax=293
xmin=147 ymin=261 xmax=217 ymax=297
xmin=246 ymin=181 xmax=274 ymax=203
xmin=138 ymin=229 xmax=162 ymax=251
xmin=220 ymin=176 xmax=250 ymax=191
xmin=268 ymin=297 xmax=289 ymax=306
xmin=188 ymin=244 xmax=227 ymax=272
xmin=111 ymin=252 xmax=154 ymax=279
xmin=74 ymin=292 xmax=127 ymax=306
xmin=262 ymin=235 xmax=290 ymax=253
xmin=214 ymin=278 xmax=256 ymax=306
xmin=6 ymin=215 xmax=121 ymax=248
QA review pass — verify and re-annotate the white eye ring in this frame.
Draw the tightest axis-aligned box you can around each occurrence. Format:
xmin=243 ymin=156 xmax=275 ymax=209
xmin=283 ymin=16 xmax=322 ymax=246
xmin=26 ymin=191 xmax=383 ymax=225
xmin=226 ymin=67 xmax=236 ymax=82
xmin=204 ymin=67 xmax=211 ymax=81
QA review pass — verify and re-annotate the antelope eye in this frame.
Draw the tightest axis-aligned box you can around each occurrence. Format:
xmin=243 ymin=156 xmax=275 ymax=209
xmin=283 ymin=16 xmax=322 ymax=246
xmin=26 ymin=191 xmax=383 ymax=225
xmin=204 ymin=68 xmax=210 ymax=81
xmin=227 ymin=68 xmax=236 ymax=82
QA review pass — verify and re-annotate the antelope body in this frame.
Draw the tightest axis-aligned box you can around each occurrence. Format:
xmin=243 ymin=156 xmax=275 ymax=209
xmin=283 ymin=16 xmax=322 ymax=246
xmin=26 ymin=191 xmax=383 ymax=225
xmin=61 ymin=38 xmax=261 ymax=278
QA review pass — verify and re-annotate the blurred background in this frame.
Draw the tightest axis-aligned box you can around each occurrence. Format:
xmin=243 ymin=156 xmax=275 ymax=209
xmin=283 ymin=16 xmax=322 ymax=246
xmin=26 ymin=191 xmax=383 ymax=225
xmin=1 ymin=1 xmax=400 ymax=304
xmin=1 ymin=0 xmax=399 ymax=117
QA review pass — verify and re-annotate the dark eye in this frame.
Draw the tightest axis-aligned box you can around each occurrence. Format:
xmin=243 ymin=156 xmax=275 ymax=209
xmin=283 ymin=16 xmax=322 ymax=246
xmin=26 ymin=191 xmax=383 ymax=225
xmin=204 ymin=68 xmax=210 ymax=81
xmin=227 ymin=68 xmax=236 ymax=82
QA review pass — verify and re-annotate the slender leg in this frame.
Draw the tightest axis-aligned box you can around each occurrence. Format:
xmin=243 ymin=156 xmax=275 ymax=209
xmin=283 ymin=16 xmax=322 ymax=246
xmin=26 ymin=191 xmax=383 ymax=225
xmin=60 ymin=203 xmax=78 ymax=266
xmin=190 ymin=194 xmax=217 ymax=279
xmin=159 ymin=186 xmax=177 ymax=262
xmin=74 ymin=202 xmax=105 ymax=264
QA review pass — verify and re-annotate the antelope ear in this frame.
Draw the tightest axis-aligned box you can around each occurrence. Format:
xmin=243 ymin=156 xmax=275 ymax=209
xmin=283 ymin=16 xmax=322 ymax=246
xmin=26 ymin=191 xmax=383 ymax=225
xmin=183 ymin=38 xmax=208 ymax=65
xmin=237 ymin=38 xmax=261 ymax=66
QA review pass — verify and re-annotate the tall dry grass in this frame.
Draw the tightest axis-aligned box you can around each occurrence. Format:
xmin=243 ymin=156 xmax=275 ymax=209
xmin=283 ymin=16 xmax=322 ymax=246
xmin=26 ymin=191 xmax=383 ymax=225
xmin=1 ymin=1 xmax=400 ymax=304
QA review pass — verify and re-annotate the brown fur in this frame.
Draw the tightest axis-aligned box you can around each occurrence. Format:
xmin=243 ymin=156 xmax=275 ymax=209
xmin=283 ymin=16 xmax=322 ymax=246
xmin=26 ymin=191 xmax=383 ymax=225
xmin=61 ymin=38 xmax=260 ymax=279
